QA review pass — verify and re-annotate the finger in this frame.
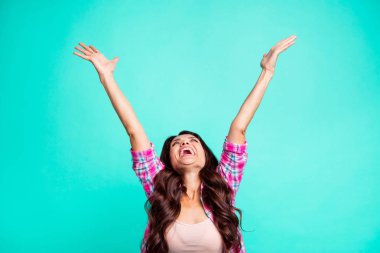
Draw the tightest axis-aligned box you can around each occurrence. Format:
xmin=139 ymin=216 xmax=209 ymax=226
xmin=278 ymin=40 xmax=296 ymax=52
xmin=79 ymin=42 xmax=94 ymax=54
xmin=282 ymin=35 xmax=297 ymax=43
xmin=286 ymin=35 xmax=297 ymax=40
xmin=282 ymin=39 xmax=296 ymax=48
xmin=89 ymin=45 xmax=99 ymax=53
xmin=73 ymin=51 xmax=90 ymax=60
xmin=277 ymin=35 xmax=297 ymax=47
xmin=283 ymin=39 xmax=296 ymax=48
xmin=75 ymin=46 xmax=92 ymax=56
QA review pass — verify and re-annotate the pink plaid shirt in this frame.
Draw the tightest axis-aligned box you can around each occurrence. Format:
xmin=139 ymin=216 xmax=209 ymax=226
xmin=131 ymin=137 xmax=248 ymax=253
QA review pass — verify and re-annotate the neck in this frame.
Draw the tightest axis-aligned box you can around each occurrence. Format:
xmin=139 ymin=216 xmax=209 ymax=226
xmin=182 ymin=171 xmax=201 ymax=200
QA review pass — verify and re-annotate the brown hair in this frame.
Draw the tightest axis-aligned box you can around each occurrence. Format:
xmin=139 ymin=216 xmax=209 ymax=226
xmin=144 ymin=130 xmax=243 ymax=252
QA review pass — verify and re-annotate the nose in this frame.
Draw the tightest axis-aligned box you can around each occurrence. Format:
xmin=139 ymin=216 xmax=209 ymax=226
xmin=181 ymin=140 xmax=189 ymax=146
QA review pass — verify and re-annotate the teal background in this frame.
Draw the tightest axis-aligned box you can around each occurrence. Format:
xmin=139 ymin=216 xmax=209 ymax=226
xmin=1 ymin=0 xmax=379 ymax=252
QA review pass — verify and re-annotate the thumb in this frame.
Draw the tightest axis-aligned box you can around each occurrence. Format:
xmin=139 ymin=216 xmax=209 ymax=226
xmin=112 ymin=57 xmax=120 ymax=64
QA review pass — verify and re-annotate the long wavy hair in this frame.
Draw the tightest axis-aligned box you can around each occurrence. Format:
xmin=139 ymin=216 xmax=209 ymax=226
xmin=143 ymin=130 xmax=243 ymax=253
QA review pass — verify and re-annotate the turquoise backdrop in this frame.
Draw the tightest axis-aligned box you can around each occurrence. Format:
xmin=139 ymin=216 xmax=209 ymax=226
xmin=1 ymin=0 xmax=379 ymax=252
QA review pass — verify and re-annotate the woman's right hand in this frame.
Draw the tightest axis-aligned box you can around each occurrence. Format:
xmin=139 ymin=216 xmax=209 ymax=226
xmin=74 ymin=42 xmax=119 ymax=81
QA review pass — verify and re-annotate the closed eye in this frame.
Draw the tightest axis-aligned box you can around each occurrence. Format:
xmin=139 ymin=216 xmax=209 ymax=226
xmin=171 ymin=137 xmax=198 ymax=146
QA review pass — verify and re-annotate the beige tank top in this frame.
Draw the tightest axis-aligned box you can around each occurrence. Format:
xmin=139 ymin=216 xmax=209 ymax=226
xmin=165 ymin=218 xmax=223 ymax=253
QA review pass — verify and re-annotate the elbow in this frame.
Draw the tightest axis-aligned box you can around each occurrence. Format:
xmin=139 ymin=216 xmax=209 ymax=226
xmin=239 ymin=127 xmax=247 ymax=137
xmin=126 ymin=126 xmax=141 ymax=139
xmin=227 ymin=125 xmax=246 ymax=144
xmin=229 ymin=125 xmax=247 ymax=137
xmin=231 ymin=123 xmax=247 ymax=136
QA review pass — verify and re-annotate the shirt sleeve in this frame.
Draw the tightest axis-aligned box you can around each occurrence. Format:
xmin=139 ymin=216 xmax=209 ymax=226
xmin=216 ymin=137 xmax=248 ymax=199
xmin=130 ymin=143 xmax=165 ymax=199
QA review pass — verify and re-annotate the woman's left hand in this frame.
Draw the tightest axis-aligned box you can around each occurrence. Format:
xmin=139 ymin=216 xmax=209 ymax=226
xmin=260 ymin=35 xmax=297 ymax=73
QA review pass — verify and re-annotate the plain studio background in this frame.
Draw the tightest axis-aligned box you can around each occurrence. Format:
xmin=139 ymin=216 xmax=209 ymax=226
xmin=1 ymin=0 xmax=379 ymax=252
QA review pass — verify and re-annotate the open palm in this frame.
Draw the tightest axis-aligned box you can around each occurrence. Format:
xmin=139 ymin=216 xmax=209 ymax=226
xmin=73 ymin=42 xmax=119 ymax=78
xmin=260 ymin=35 xmax=297 ymax=73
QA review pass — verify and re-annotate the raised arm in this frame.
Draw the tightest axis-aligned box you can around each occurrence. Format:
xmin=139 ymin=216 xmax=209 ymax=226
xmin=227 ymin=35 xmax=297 ymax=144
xmin=73 ymin=42 xmax=150 ymax=151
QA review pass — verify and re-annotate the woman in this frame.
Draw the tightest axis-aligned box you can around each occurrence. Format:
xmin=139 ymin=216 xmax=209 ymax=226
xmin=73 ymin=35 xmax=296 ymax=253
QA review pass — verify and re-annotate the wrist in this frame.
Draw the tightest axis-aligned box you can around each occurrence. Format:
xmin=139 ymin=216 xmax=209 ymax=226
xmin=100 ymin=72 xmax=114 ymax=84
xmin=261 ymin=68 xmax=275 ymax=77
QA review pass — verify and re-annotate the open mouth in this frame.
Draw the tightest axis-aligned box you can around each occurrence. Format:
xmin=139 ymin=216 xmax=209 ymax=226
xmin=180 ymin=147 xmax=195 ymax=157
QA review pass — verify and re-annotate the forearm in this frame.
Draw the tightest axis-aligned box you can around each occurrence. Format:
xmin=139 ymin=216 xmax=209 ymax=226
xmin=228 ymin=69 xmax=274 ymax=142
xmin=100 ymin=74 xmax=150 ymax=151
